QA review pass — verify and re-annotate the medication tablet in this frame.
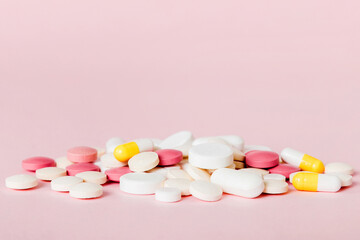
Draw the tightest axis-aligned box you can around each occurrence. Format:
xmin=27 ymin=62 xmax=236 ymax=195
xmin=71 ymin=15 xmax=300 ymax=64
xmin=5 ymin=174 xmax=38 ymax=190
xmin=120 ymin=173 xmax=165 ymax=195
xmin=189 ymin=180 xmax=223 ymax=202
xmin=245 ymin=150 xmax=279 ymax=169
xmin=264 ymin=174 xmax=286 ymax=182
xmin=105 ymin=167 xmax=132 ymax=182
xmin=155 ymin=187 xmax=181 ymax=202
xmin=67 ymin=146 xmax=98 ymax=163
xmin=94 ymin=147 xmax=106 ymax=158
xmin=192 ymin=137 xmax=230 ymax=147
xmin=128 ymin=152 xmax=159 ymax=172
xmin=51 ymin=176 xmax=83 ymax=192
xmin=66 ymin=163 xmax=100 ymax=176
xmin=69 ymin=182 xmax=103 ymax=199
xmin=328 ymin=173 xmax=352 ymax=187
xmin=156 ymin=149 xmax=183 ymax=166
xmin=264 ymin=180 xmax=288 ymax=194
xmin=189 ymin=143 xmax=233 ymax=169
xmin=151 ymin=138 xmax=163 ymax=151
xmin=36 ymin=167 xmax=67 ymax=181
xmin=76 ymin=171 xmax=107 ymax=184
xmin=147 ymin=166 xmax=181 ymax=177
xmin=167 ymin=169 xmax=193 ymax=181
xmin=233 ymin=148 xmax=245 ymax=161
xmin=182 ymin=163 xmax=211 ymax=181
xmin=159 ymin=131 xmax=194 ymax=156
xmin=325 ymin=162 xmax=354 ymax=175
xmin=106 ymin=137 xmax=126 ymax=153
xmin=244 ymin=145 xmax=272 ymax=153
xmin=164 ymin=178 xmax=192 ymax=196
xmin=239 ymin=168 xmax=269 ymax=177
xmin=55 ymin=156 xmax=74 ymax=169
xmin=234 ymin=161 xmax=245 ymax=169
xmin=100 ymin=153 xmax=127 ymax=168
xmin=269 ymin=164 xmax=300 ymax=179
xmin=218 ymin=135 xmax=245 ymax=151
xmin=22 ymin=156 xmax=56 ymax=171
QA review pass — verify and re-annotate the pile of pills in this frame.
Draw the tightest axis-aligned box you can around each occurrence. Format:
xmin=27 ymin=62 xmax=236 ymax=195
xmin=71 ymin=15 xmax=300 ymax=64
xmin=5 ymin=131 xmax=355 ymax=202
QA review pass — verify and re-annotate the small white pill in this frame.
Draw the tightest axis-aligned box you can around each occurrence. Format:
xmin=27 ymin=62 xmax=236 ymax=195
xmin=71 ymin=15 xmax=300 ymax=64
xmin=190 ymin=180 xmax=223 ymax=202
xmin=167 ymin=169 xmax=193 ymax=180
xmin=69 ymin=182 xmax=103 ymax=199
xmin=155 ymin=187 xmax=181 ymax=202
xmin=234 ymin=161 xmax=245 ymax=169
xmin=192 ymin=137 xmax=230 ymax=147
xmin=55 ymin=156 xmax=73 ymax=169
xmin=94 ymin=147 xmax=106 ymax=158
xmin=325 ymin=162 xmax=354 ymax=175
xmin=218 ymin=135 xmax=245 ymax=151
xmin=159 ymin=131 xmax=194 ymax=156
xmin=182 ymin=163 xmax=211 ymax=181
xmin=106 ymin=137 xmax=125 ymax=153
xmin=151 ymin=138 xmax=163 ymax=151
xmin=51 ymin=176 xmax=83 ymax=192
xmin=189 ymin=143 xmax=233 ymax=169
xmin=128 ymin=152 xmax=159 ymax=172
xmin=100 ymin=153 xmax=127 ymax=168
xmin=147 ymin=165 xmax=181 ymax=177
xmin=5 ymin=174 xmax=38 ymax=190
xmin=239 ymin=168 xmax=269 ymax=177
xmin=244 ymin=145 xmax=272 ymax=153
xmin=164 ymin=178 xmax=192 ymax=196
xmin=264 ymin=174 xmax=286 ymax=181
xmin=328 ymin=173 xmax=352 ymax=187
xmin=75 ymin=171 xmax=107 ymax=184
xmin=120 ymin=173 xmax=165 ymax=195
xmin=263 ymin=179 xmax=288 ymax=194
xmin=36 ymin=167 xmax=67 ymax=181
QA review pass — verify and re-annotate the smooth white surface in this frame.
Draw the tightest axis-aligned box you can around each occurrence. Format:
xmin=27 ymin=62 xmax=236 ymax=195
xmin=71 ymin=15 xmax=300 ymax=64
xmin=100 ymin=153 xmax=128 ymax=168
xmin=280 ymin=147 xmax=304 ymax=167
xmin=243 ymin=145 xmax=272 ymax=153
xmin=182 ymin=163 xmax=210 ymax=181
xmin=264 ymin=174 xmax=286 ymax=181
xmin=128 ymin=152 xmax=159 ymax=172
xmin=192 ymin=137 xmax=229 ymax=147
xmin=317 ymin=174 xmax=342 ymax=192
xmin=159 ymin=131 xmax=194 ymax=156
xmin=94 ymin=147 xmax=106 ymax=158
xmin=69 ymin=182 xmax=103 ymax=199
xmin=219 ymin=135 xmax=245 ymax=151
xmin=263 ymin=179 xmax=288 ymax=194
xmin=106 ymin=137 xmax=125 ymax=153
xmin=232 ymin=148 xmax=245 ymax=161
xmin=5 ymin=174 xmax=38 ymax=190
xmin=55 ymin=156 xmax=73 ymax=169
xmin=120 ymin=173 xmax=165 ymax=195
xmin=239 ymin=168 xmax=269 ymax=177
xmin=151 ymin=138 xmax=162 ymax=151
xmin=134 ymin=138 xmax=154 ymax=152
xmin=328 ymin=173 xmax=352 ymax=187
xmin=35 ymin=167 xmax=67 ymax=181
xmin=164 ymin=178 xmax=192 ymax=196
xmin=51 ymin=176 xmax=83 ymax=192
xmin=147 ymin=165 xmax=181 ymax=177
xmin=75 ymin=171 xmax=107 ymax=184
xmin=167 ymin=169 xmax=193 ymax=180
xmin=189 ymin=180 xmax=223 ymax=202
xmin=325 ymin=162 xmax=354 ymax=175
xmin=155 ymin=187 xmax=181 ymax=202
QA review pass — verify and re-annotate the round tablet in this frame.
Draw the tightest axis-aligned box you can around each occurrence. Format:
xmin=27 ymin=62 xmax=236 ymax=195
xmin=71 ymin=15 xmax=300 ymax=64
xmin=120 ymin=173 xmax=165 ymax=195
xmin=269 ymin=164 xmax=300 ymax=178
xmin=325 ymin=162 xmax=354 ymax=175
xmin=327 ymin=173 xmax=352 ymax=187
xmin=105 ymin=167 xmax=132 ymax=182
xmin=264 ymin=174 xmax=286 ymax=181
xmin=155 ymin=187 xmax=182 ymax=202
xmin=156 ymin=149 xmax=183 ymax=166
xmin=66 ymin=163 xmax=100 ymax=176
xmin=182 ymin=163 xmax=210 ymax=181
xmin=239 ymin=168 xmax=269 ymax=177
xmin=189 ymin=143 xmax=233 ymax=169
xmin=69 ymin=182 xmax=103 ymax=199
xmin=189 ymin=180 xmax=223 ymax=202
xmin=128 ymin=152 xmax=159 ymax=172
xmin=164 ymin=178 xmax=192 ymax=196
xmin=100 ymin=153 xmax=127 ymax=168
xmin=36 ymin=167 xmax=67 ymax=181
xmin=106 ymin=137 xmax=125 ymax=153
xmin=55 ymin=156 xmax=74 ymax=169
xmin=263 ymin=179 xmax=288 ymax=194
xmin=159 ymin=131 xmax=194 ymax=156
xmin=167 ymin=169 xmax=193 ymax=180
xmin=5 ymin=174 xmax=38 ymax=190
xmin=244 ymin=145 xmax=272 ymax=153
xmin=22 ymin=156 xmax=55 ymax=171
xmin=51 ymin=176 xmax=83 ymax=192
xmin=245 ymin=150 xmax=279 ymax=169
xmin=75 ymin=171 xmax=107 ymax=184
xmin=67 ymin=146 xmax=98 ymax=163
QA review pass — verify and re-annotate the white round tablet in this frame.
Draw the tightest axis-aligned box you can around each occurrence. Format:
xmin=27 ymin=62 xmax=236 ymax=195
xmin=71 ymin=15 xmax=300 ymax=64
xmin=36 ymin=167 xmax=67 ymax=181
xmin=128 ymin=152 xmax=159 ymax=172
xmin=188 ymin=143 xmax=233 ymax=169
xmin=167 ymin=169 xmax=193 ymax=181
xmin=328 ymin=173 xmax=352 ymax=187
xmin=147 ymin=165 xmax=181 ymax=177
xmin=101 ymin=153 xmax=127 ymax=168
xmin=182 ymin=163 xmax=210 ymax=181
xmin=55 ymin=156 xmax=73 ymax=169
xmin=106 ymin=137 xmax=125 ymax=153
xmin=51 ymin=176 xmax=83 ymax=192
xmin=75 ymin=171 xmax=107 ymax=184
xmin=164 ymin=178 xmax=192 ymax=196
xmin=159 ymin=131 xmax=194 ymax=156
xmin=192 ymin=137 xmax=230 ymax=147
xmin=325 ymin=162 xmax=354 ymax=175
xmin=120 ymin=173 xmax=165 ymax=195
xmin=263 ymin=179 xmax=288 ymax=194
xmin=244 ymin=145 xmax=272 ymax=153
xmin=239 ymin=168 xmax=269 ymax=177
xmin=218 ymin=135 xmax=245 ymax=151
xmin=155 ymin=187 xmax=181 ymax=202
xmin=189 ymin=180 xmax=223 ymax=202
xmin=264 ymin=174 xmax=286 ymax=181
xmin=5 ymin=174 xmax=38 ymax=190
xmin=69 ymin=182 xmax=103 ymax=199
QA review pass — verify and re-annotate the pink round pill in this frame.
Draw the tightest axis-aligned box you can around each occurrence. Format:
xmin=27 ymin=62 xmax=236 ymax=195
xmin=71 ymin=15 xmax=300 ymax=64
xmin=67 ymin=146 xmax=98 ymax=163
xmin=105 ymin=167 xmax=132 ymax=182
xmin=156 ymin=149 xmax=183 ymax=166
xmin=269 ymin=164 xmax=300 ymax=178
xmin=245 ymin=150 xmax=279 ymax=169
xmin=22 ymin=156 xmax=56 ymax=171
xmin=66 ymin=163 xmax=100 ymax=176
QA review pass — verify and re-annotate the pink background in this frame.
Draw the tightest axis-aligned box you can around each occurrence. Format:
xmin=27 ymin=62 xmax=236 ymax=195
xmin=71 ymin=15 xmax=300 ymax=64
xmin=1 ymin=1 xmax=360 ymax=239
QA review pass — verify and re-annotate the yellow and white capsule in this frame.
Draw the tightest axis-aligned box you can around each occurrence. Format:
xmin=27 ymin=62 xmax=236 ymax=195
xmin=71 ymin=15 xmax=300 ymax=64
xmin=292 ymin=172 xmax=341 ymax=192
xmin=280 ymin=148 xmax=325 ymax=173
xmin=114 ymin=139 xmax=153 ymax=162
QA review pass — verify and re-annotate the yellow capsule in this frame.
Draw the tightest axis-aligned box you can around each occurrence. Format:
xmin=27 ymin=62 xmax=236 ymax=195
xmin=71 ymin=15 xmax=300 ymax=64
xmin=280 ymin=148 xmax=324 ymax=173
xmin=292 ymin=172 xmax=341 ymax=192
xmin=113 ymin=139 xmax=153 ymax=162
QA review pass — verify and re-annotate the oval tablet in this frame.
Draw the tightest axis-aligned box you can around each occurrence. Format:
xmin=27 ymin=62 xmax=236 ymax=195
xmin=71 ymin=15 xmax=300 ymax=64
xmin=51 ymin=176 xmax=83 ymax=192
xmin=36 ymin=167 xmax=67 ymax=181
xmin=67 ymin=146 xmax=98 ymax=163
xmin=55 ymin=156 xmax=74 ymax=169
xmin=156 ymin=149 xmax=183 ymax=166
xmin=100 ymin=153 xmax=127 ymax=168
xmin=264 ymin=179 xmax=288 ymax=194
xmin=105 ymin=167 xmax=132 ymax=182
xmin=189 ymin=180 xmax=223 ymax=202
xmin=159 ymin=131 xmax=194 ymax=156
xmin=66 ymin=163 xmax=100 ymax=176
xmin=120 ymin=173 xmax=165 ymax=195
xmin=155 ymin=187 xmax=181 ymax=202
xmin=189 ymin=143 xmax=233 ymax=169
xmin=239 ymin=168 xmax=269 ymax=177
xmin=5 ymin=174 xmax=38 ymax=190
xmin=264 ymin=174 xmax=286 ymax=181
xmin=69 ymin=182 xmax=103 ymax=199
xmin=245 ymin=151 xmax=279 ymax=169
xmin=22 ymin=156 xmax=55 ymax=172
xmin=164 ymin=178 xmax=192 ymax=196
xmin=76 ymin=171 xmax=107 ymax=184
xmin=244 ymin=145 xmax=272 ymax=153
xmin=327 ymin=173 xmax=352 ymax=187
xmin=182 ymin=163 xmax=210 ymax=181
xmin=269 ymin=164 xmax=300 ymax=179
xmin=128 ymin=152 xmax=159 ymax=172
xmin=325 ymin=162 xmax=354 ymax=175
xmin=167 ymin=169 xmax=193 ymax=181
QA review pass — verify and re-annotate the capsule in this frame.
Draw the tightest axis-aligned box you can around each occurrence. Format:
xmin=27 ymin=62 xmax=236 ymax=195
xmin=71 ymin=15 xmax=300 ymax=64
xmin=280 ymin=148 xmax=325 ymax=173
xmin=114 ymin=139 xmax=153 ymax=162
xmin=292 ymin=172 xmax=341 ymax=192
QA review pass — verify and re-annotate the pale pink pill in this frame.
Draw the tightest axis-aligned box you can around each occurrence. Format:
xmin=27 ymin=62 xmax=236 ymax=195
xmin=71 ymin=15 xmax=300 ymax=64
xmin=22 ymin=156 xmax=56 ymax=171
xmin=245 ymin=150 xmax=279 ymax=169
xmin=67 ymin=146 xmax=98 ymax=163
xmin=269 ymin=164 xmax=300 ymax=178
xmin=66 ymin=163 xmax=100 ymax=176
xmin=105 ymin=167 xmax=132 ymax=182
xmin=156 ymin=149 xmax=183 ymax=166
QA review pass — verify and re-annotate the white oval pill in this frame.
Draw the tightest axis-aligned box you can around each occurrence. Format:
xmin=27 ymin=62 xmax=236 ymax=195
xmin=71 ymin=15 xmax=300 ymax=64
xmin=192 ymin=137 xmax=230 ymax=146
xmin=75 ymin=171 xmax=107 ymax=184
xmin=69 ymin=182 xmax=103 ymax=199
xmin=167 ymin=169 xmax=193 ymax=180
xmin=219 ymin=135 xmax=245 ymax=151
xmin=328 ymin=173 xmax=352 ymax=187
xmin=244 ymin=145 xmax=272 ymax=153
xmin=36 ymin=167 xmax=67 ymax=181
xmin=155 ymin=187 xmax=181 ymax=202
xmin=55 ymin=156 xmax=73 ymax=169
xmin=190 ymin=180 xmax=223 ymax=202
xmin=325 ymin=162 xmax=354 ymax=175
xmin=182 ymin=163 xmax=210 ymax=181
xmin=264 ymin=174 xmax=286 ymax=181
xmin=51 ymin=176 xmax=83 ymax=192
xmin=128 ymin=152 xmax=159 ymax=172
xmin=189 ymin=143 xmax=233 ymax=169
xmin=100 ymin=153 xmax=127 ymax=168
xmin=159 ymin=131 xmax=194 ymax=156
xmin=147 ymin=165 xmax=181 ymax=177
xmin=239 ymin=168 xmax=269 ymax=177
xmin=5 ymin=174 xmax=38 ymax=190
xmin=164 ymin=178 xmax=192 ymax=196
xmin=120 ymin=173 xmax=165 ymax=194
xmin=264 ymin=179 xmax=288 ymax=194
xmin=106 ymin=137 xmax=126 ymax=153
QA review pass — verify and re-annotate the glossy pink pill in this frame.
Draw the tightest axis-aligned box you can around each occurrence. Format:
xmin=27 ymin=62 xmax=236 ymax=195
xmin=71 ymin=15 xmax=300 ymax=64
xmin=105 ymin=167 xmax=132 ymax=182
xmin=156 ymin=149 xmax=183 ymax=166
xmin=66 ymin=163 xmax=100 ymax=176
xmin=67 ymin=146 xmax=98 ymax=163
xmin=22 ymin=156 xmax=56 ymax=171
xmin=245 ymin=150 xmax=279 ymax=169
xmin=269 ymin=164 xmax=300 ymax=179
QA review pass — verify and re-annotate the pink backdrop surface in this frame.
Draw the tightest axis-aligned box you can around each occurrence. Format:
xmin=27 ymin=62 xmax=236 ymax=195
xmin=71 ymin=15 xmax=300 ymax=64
xmin=1 ymin=1 xmax=360 ymax=239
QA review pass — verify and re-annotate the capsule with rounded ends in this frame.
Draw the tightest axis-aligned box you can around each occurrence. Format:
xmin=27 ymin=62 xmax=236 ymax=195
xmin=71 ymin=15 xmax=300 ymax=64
xmin=292 ymin=172 xmax=341 ymax=192
xmin=280 ymin=148 xmax=324 ymax=173
xmin=114 ymin=139 xmax=153 ymax=162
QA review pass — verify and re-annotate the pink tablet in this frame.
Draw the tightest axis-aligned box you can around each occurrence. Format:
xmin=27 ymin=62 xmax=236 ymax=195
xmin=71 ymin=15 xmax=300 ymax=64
xmin=105 ymin=167 xmax=132 ymax=182
xmin=245 ymin=150 xmax=279 ymax=169
xmin=22 ymin=156 xmax=56 ymax=171
xmin=156 ymin=149 xmax=183 ymax=166
xmin=269 ymin=164 xmax=300 ymax=179
xmin=67 ymin=146 xmax=97 ymax=163
xmin=66 ymin=163 xmax=100 ymax=176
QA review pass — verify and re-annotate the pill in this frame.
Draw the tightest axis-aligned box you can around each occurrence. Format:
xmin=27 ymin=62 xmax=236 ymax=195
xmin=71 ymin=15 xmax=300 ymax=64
xmin=264 ymin=174 xmax=286 ymax=181
xmin=327 ymin=173 xmax=352 ymax=187
xmin=192 ymin=137 xmax=230 ymax=147
xmin=325 ymin=162 xmax=354 ymax=175
xmin=292 ymin=172 xmax=341 ymax=192
xmin=36 ymin=167 xmax=67 ymax=181
xmin=55 ymin=156 xmax=74 ymax=169
xmin=233 ymin=148 xmax=245 ymax=161
xmin=164 ymin=178 xmax=192 ymax=196
xmin=156 ymin=149 xmax=183 ymax=166
xmin=155 ymin=187 xmax=182 ymax=202
xmin=120 ymin=173 xmax=165 ymax=194
xmin=189 ymin=143 xmax=233 ymax=169
xmin=22 ymin=156 xmax=56 ymax=171
xmin=167 ymin=169 xmax=193 ymax=181
xmin=245 ymin=150 xmax=279 ymax=169
xmin=244 ymin=145 xmax=272 ymax=153
xmin=100 ymin=153 xmax=127 ymax=168
xmin=269 ymin=164 xmax=300 ymax=179
xmin=106 ymin=137 xmax=126 ymax=153
xmin=75 ymin=171 xmax=107 ymax=184
xmin=281 ymin=148 xmax=325 ymax=173
xmin=159 ymin=131 xmax=194 ymax=156
xmin=211 ymin=168 xmax=264 ymax=198
xmin=128 ymin=152 xmax=159 ymax=172
xmin=67 ymin=146 xmax=98 ymax=163
xmin=263 ymin=179 xmax=288 ymax=194
xmin=114 ymin=139 xmax=153 ymax=162
xmin=182 ymin=163 xmax=211 ymax=181
xmin=239 ymin=168 xmax=269 ymax=177
xmin=289 ymin=171 xmax=310 ymax=183
xmin=105 ymin=167 xmax=132 ymax=182
xmin=234 ymin=161 xmax=244 ymax=169
xmin=151 ymin=138 xmax=163 ymax=151
xmin=69 ymin=182 xmax=103 ymax=199
xmin=147 ymin=165 xmax=181 ymax=177
xmin=66 ymin=163 xmax=100 ymax=176
xmin=5 ymin=174 xmax=38 ymax=190
xmin=93 ymin=161 xmax=110 ymax=173
xmin=189 ymin=180 xmax=223 ymax=202
xmin=218 ymin=135 xmax=245 ymax=151
xmin=51 ymin=176 xmax=83 ymax=192
xmin=94 ymin=147 xmax=106 ymax=158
